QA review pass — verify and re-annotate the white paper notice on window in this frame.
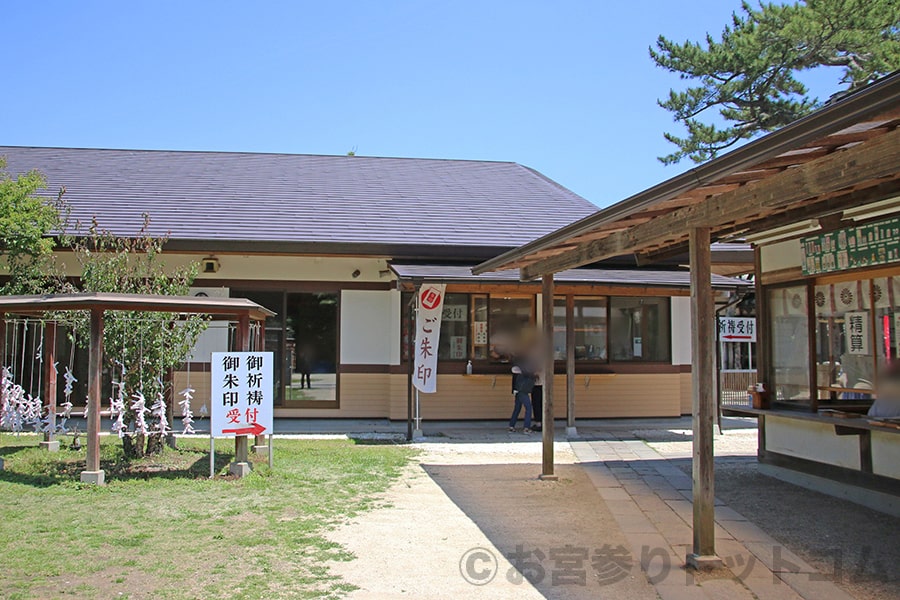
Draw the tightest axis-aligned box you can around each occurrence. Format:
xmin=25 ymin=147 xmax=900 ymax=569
xmin=845 ymin=312 xmax=869 ymax=355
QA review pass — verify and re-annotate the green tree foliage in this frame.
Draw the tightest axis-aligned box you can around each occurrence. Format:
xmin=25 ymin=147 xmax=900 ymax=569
xmin=62 ymin=216 xmax=208 ymax=456
xmin=651 ymin=0 xmax=900 ymax=164
xmin=0 ymin=158 xmax=64 ymax=294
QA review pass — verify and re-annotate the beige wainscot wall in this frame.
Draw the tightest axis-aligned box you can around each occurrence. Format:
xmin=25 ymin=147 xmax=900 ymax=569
xmin=173 ymin=370 xmax=690 ymax=421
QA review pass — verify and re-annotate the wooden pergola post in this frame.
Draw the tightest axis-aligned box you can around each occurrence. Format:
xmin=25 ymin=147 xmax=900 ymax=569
xmin=565 ymin=294 xmax=577 ymax=436
xmin=252 ymin=321 xmax=268 ymax=455
xmin=0 ymin=313 xmax=5 ymax=470
xmin=540 ymin=274 xmax=557 ymax=480
xmin=230 ymin=314 xmax=252 ymax=476
xmin=80 ymin=308 xmax=105 ymax=485
xmin=40 ymin=322 xmax=59 ymax=451
xmin=687 ymin=227 xmax=722 ymax=569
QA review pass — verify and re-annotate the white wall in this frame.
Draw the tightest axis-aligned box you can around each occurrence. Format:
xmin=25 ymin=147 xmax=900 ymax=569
xmin=340 ymin=290 xmax=400 ymax=365
xmin=45 ymin=253 xmax=393 ymax=283
xmin=760 ymin=239 xmax=802 ymax=273
xmin=186 ymin=287 xmax=230 ymax=361
xmin=670 ymin=296 xmax=692 ymax=365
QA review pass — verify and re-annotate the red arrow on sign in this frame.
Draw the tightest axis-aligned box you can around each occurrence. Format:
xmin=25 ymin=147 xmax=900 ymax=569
xmin=721 ymin=334 xmax=753 ymax=340
xmin=222 ymin=422 xmax=267 ymax=436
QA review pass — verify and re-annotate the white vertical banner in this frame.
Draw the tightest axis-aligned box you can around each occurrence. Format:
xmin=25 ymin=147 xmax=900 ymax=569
xmin=413 ymin=284 xmax=446 ymax=393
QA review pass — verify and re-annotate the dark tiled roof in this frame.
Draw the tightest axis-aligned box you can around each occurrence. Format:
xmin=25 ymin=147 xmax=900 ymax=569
xmin=0 ymin=147 xmax=597 ymax=252
xmin=390 ymin=264 xmax=751 ymax=289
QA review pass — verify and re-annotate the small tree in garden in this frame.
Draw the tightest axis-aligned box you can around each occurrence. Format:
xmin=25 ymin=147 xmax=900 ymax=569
xmin=0 ymin=158 xmax=66 ymax=294
xmin=62 ymin=216 xmax=208 ymax=457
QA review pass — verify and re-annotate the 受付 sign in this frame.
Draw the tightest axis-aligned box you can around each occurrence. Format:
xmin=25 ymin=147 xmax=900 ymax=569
xmin=211 ymin=352 xmax=274 ymax=437
xmin=413 ymin=284 xmax=446 ymax=393
xmin=717 ymin=317 xmax=757 ymax=342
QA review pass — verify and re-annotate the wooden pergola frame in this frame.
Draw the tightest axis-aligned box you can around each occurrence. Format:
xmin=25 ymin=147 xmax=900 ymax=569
xmin=473 ymin=72 xmax=900 ymax=569
xmin=0 ymin=292 xmax=274 ymax=484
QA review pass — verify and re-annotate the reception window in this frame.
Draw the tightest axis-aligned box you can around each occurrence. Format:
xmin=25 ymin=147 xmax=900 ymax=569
xmin=769 ymin=285 xmax=811 ymax=403
xmin=488 ymin=295 xmax=534 ymax=362
xmin=609 ymin=297 xmax=670 ymax=362
xmin=553 ymin=296 xmax=609 ymax=361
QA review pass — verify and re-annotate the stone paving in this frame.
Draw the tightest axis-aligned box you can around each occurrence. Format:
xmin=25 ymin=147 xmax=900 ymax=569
xmin=572 ymin=435 xmax=855 ymax=600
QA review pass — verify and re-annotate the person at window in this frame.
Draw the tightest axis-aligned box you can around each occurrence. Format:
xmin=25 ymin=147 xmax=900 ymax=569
xmin=869 ymin=361 xmax=900 ymax=418
xmin=509 ymin=361 xmax=534 ymax=434
xmin=297 ymin=346 xmax=313 ymax=389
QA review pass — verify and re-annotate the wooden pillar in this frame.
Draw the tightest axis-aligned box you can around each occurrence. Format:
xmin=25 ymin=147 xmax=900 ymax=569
xmin=0 ymin=314 xmax=4 ymax=470
xmin=565 ymin=294 xmax=576 ymax=435
xmin=81 ymin=308 xmax=105 ymax=484
xmin=233 ymin=314 xmax=251 ymax=468
xmin=0 ymin=313 xmax=5 ymax=370
xmin=540 ymin=274 xmax=557 ymax=480
xmin=40 ymin=322 xmax=59 ymax=450
xmin=253 ymin=320 xmax=267 ymax=451
xmin=687 ymin=227 xmax=721 ymax=568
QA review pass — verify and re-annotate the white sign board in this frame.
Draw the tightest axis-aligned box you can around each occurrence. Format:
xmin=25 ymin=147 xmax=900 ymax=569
xmin=413 ymin=284 xmax=446 ymax=394
xmin=442 ymin=304 xmax=467 ymax=322
xmin=845 ymin=312 xmax=869 ymax=355
xmin=717 ymin=317 xmax=757 ymax=342
xmin=211 ymin=352 xmax=274 ymax=437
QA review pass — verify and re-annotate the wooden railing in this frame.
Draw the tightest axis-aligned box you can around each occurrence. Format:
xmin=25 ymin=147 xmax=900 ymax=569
xmin=719 ymin=370 xmax=758 ymax=407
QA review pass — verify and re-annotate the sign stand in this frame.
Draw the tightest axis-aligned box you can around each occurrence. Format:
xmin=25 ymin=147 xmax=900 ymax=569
xmin=413 ymin=389 xmax=422 ymax=438
xmin=210 ymin=351 xmax=274 ymax=479
xmin=209 ymin=435 xmax=215 ymax=479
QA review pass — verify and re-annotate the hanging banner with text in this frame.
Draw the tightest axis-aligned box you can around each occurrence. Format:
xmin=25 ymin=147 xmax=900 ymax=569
xmin=211 ymin=352 xmax=274 ymax=437
xmin=413 ymin=284 xmax=446 ymax=394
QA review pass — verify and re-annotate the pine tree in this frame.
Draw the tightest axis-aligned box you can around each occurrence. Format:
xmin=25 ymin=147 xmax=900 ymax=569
xmin=651 ymin=0 xmax=900 ymax=164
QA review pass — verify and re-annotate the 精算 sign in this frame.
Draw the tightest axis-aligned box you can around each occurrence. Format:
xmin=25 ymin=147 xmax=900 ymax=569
xmin=211 ymin=352 xmax=274 ymax=437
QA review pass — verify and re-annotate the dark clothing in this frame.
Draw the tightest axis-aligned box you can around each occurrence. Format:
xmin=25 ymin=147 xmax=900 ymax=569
xmin=531 ymin=385 xmax=543 ymax=423
xmin=298 ymin=353 xmax=312 ymax=389
xmin=509 ymin=391 xmax=533 ymax=429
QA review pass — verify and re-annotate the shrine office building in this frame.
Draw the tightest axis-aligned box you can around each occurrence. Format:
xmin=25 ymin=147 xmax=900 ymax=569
xmin=0 ymin=146 xmax=749 ymax=421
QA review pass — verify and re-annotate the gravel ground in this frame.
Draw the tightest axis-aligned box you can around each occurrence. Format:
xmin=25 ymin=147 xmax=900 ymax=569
xmin=630 ymin=426 xmax=900 ymax=600
xmin=327 ymin=440 xmax=658 ymax=599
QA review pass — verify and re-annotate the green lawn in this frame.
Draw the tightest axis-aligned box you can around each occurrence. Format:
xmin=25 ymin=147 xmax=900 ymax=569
xmin=0 ymin=434 xmax=412 ymax=599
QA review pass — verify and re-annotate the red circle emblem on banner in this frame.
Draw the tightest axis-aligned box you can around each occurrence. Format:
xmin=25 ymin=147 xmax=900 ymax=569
xmin=421 ymin=288 xmax=442 ymax=310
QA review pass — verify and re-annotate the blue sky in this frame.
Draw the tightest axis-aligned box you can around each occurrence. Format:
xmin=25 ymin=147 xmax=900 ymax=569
xmin=2 ymin=1 xmax=843 ymax=207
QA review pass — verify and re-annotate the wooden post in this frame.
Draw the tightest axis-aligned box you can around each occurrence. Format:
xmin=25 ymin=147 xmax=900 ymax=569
xmin=40 ymin=322 xmax=59 ymax=451
xmin=406 ymin=296 xmax=415 ymax=441
xmin=0 ymin=314 xmax=4 ymax=471
xmin=687 ymin=227 xmax=721 ymax=569
xmin=253 ymin=321 xmax=267 ymax=452
xmin=565 ymin=294 xmax=576 ymax=436
xmin=81 ymin=308 xmax=105 ymax=485
xmin=0 ymin=313 xmax=5 ymax=370
xmin=540 ymin=274 xmax=557 ymax=480
xmin=229 ymin=314 xmax=252 ymax=476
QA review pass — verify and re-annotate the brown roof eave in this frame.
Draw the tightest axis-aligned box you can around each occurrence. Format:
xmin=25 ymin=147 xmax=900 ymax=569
xmin=473 ymin=70 xmax=900 ymax=275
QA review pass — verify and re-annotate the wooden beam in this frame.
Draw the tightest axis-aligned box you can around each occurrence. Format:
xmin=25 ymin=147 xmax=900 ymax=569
xmin=540 ymin=274 xmax=556 ymax=480
xmin=687 ymin=227 xmax=721 ymax=568
xmin=522 ymin=127 xmax=900 ymax=279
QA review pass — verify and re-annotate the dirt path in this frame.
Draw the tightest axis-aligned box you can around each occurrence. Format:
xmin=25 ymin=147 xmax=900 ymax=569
xmin=327 ymin=440 xmax=657 ymax=599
